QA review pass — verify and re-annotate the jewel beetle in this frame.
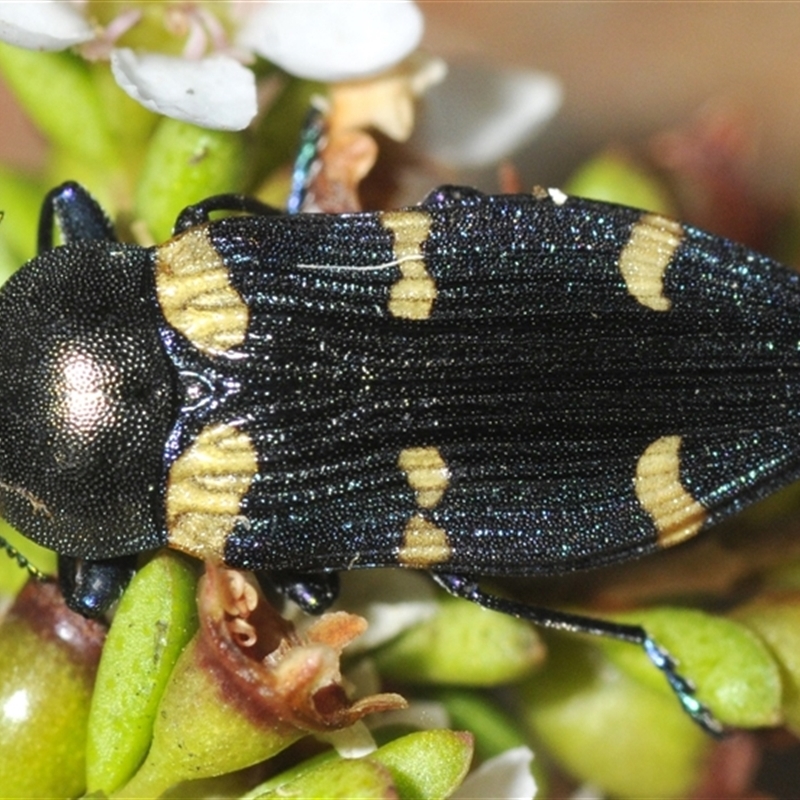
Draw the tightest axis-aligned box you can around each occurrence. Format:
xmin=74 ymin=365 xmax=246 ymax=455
xmin=5 ymin=179 xmax=800 ymax=736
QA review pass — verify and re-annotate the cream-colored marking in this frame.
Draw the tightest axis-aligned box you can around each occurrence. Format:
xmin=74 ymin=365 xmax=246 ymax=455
xmin=397 ymin=514 xmax=452 ymax=567
xmin=166 ymin=422 xmax=258 ymax=559
xmin=548 ymin=187 xmax=568 ymax=206
xmin=398 ymin=447 xmax=450 ymax=508
xmin=618 ymin=214 xmax=683 ymax=312
xmin=382 ymin=210 xmax=436 ymax=320
xmin=0 ymin=479 xmax=52 ymax=518
xmin=156 ymin=227 xmax=249 ymax=355
xmin=635 ymin=435 xmax=706 ymax=547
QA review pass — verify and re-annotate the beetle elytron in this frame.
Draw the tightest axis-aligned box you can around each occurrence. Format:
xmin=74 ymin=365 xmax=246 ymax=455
xmin=4 ymin=180 xmax=800 ymax=733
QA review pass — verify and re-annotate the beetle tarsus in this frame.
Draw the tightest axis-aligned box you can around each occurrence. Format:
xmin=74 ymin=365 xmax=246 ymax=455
xmin=643 ymin=637 xmax=724 ymax=737
xmin=172 ymin=194 xmax=282 ymax=233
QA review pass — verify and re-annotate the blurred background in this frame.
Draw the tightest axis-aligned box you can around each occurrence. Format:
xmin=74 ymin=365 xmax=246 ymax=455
xmin=421 ymin=3 xmax=800 ymax=192
xmin=5 ymin=5 xmax=800 ymax=187
xmin=3 ymin=4 xmax=800 ymax=203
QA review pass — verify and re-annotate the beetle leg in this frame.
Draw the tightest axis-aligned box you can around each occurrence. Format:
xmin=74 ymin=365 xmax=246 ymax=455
xmin=57 ymin=554 xmax=138 ymax=618
xmin=420 ymin=184 xmax=486 ymax=208
xmin=37 ymin=182 xmax=117 ymax=252
xmin=172 ymin=194 xmax=282 ymax=233
xmin=431 ymin=571 xmax=724 ymax=738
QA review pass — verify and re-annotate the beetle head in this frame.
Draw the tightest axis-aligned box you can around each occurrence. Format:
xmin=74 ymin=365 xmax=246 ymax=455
xmin=0 ymin=241 xmax=179 ymax=558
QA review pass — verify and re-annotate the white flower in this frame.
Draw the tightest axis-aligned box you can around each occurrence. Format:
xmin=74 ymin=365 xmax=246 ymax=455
xmin=109 ymin=48 xmax=256 ymax=131
xmin=0 ymin=0 xmax=424 ymax=131
xmin=238 ymin=1 xmax=423 ymax=83
xmin=0 ymin=0 xmax=94 ymax=51
xmin=451 ymin=746 xmax=537 ymax=800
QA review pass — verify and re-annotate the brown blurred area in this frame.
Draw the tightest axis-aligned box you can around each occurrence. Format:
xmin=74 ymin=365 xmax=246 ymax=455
xmin=0 ymin=76 xmax=44 ymax=171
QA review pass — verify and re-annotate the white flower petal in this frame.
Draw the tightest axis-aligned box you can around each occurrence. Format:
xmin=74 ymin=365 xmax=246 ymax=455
xmin=569 ymin=784 xmax=604 ymax=800
xmin=0 ymin=1 xmax=93 ymax=50
xmin=238 ymin=0 xmax=423 ymax=82
xmin=335 ymin=569 xmax=437 ymax=653
xmin=451 ymin=746 xmax=537 ymax=800
xmin=415 ymin=65 xmax=562 ymax=168
xmin=319 ymin=720 xmax=377 ymax=759
xmin=367 ymin=700 xmax=451 ymax=732
xmin=110 ymin=49 xmax=257 ymax=131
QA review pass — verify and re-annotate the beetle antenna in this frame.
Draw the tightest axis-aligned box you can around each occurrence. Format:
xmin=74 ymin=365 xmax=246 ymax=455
xmin=0 ymin=535 xmax=47 ymax=580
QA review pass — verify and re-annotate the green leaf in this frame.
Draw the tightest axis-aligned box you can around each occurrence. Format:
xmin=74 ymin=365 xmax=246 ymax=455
xmin=247 ymin=76 xmax=323 ymax=195
xmin=0 ymin=581 xmax=105 ymax=798
xmin=86 ymin=551 xmax=199 ymax=794
xmin=605 ymin=607 xmax=782 ymax=728
xmin=247 ymin=730 xmax=474 ymax=800
xmin=436 ymin=689 xmax=526 ymax=759
xmin=134 ymin=118 xmax=245 ymax=242
xmin=0 ymin=45 xmax=115 ymax=166
xmin=734 ymin=590 xmax=800 ymax=733
xmin=111 ymin=630 xmax=305 ymax=798
xmin=0 ymin=168 xmax=45 ymax=270
xmin=253 ymin=758 xmax=397 ymax=799
xmin=372 ymin=729 xmax=474 ymax=800
xmin=374 ymin=594 xmax=544 ymax=686
xmin=522 ymin=634 xmax=709 ymax=799
xmin=434 ymin=688 xmax=547 ymax=796
xmin=566 ymin=151 xmax=675 ymax=214
xmin=0 ymin=521 xmax=56 ymax=601
xmin=435 ymin=689 xmax=548 ymax=797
